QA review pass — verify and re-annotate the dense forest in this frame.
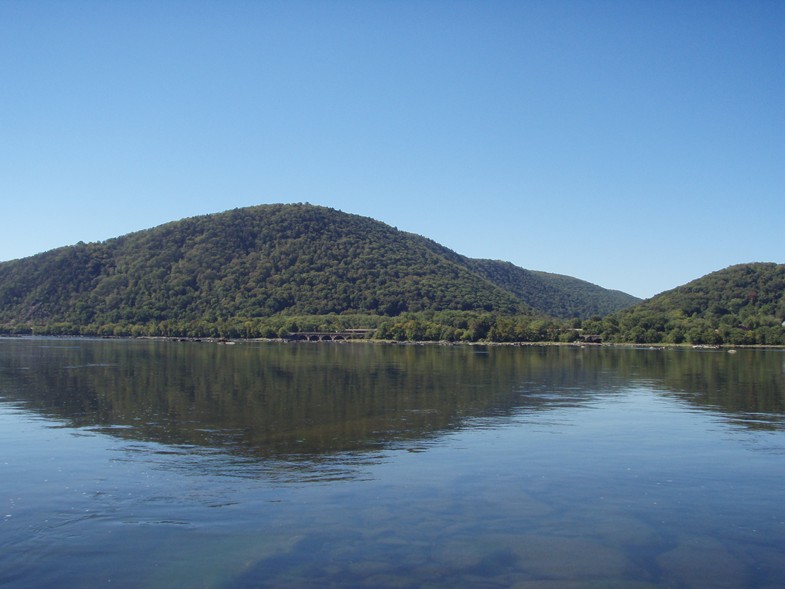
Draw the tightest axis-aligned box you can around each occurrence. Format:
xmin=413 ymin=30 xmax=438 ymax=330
xmin=0 ymin=205 xmax=781 ymax=344
xmin=0 ymin=204 xmax=639 ymax=337
xmin=368 ymin=262 xmax=785 ymax=344
xmin=581 ymin=263 xmax=785 ymax=345
xmin=469 ymin=259 xmax=637 ymax=319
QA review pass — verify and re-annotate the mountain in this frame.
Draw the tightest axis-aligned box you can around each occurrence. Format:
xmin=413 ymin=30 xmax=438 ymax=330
xmin=0 ymin=204 xmax=639 ymax=333
xmin=469 ymin=259 xmax=640 ymax=319
xmin=584 ymin=263 xmax=785 ymax=345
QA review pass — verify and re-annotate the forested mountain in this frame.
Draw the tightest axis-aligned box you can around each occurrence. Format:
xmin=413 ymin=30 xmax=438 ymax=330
xmin=582 ymin=263 xmax=785 ymax=345
xmin=470 ymin=259 xmax=639 ymax=319
xmin=0 ymin=204 xmax=638 ymax=336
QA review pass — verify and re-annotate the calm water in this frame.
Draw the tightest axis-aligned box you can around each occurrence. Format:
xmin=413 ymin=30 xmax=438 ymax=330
xmin=1 ymin=338 xmax=784 ymax=588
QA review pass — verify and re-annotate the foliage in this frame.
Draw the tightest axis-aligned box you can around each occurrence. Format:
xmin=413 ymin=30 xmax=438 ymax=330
xmin=0 ymin=311 xmax=566 ymax=343
xmin=1 ymin=205 xmax=779 ymax=345
xmin=470 ymin=259 xmax=640 ymax=318
xmin=588 ymin=263 xmax=785 ymax=345
xmin=0 ymin=204 xmax=636 ymax=331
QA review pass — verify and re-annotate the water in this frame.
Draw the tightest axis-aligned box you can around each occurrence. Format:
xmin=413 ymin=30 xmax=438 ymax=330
xmin=1 ymin=338 xmax=784 ymax=588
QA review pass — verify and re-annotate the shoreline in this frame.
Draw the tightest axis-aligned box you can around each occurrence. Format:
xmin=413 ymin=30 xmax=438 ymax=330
xmin=2 ymin=333 xmax=784 ymax=351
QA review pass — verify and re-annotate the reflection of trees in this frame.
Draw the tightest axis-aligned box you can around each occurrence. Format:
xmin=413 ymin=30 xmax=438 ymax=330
xmin=0 ymin=340 xmax=579 ymax=458
xmin=1 ymin=341 xmax=783 ymax=467
xmin=624 ymin=348 xmax=785 ymax=429
xmin=512 ymin=346 xmax=785 ymax=430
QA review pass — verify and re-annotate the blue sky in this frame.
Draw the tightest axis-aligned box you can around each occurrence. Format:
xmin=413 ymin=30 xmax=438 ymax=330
xmin=1 ymin=0 xmax=782 ymax=299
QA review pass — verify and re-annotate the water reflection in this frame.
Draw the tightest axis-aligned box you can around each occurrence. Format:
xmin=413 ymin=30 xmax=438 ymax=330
xmin=1 ymin=339 xmax=783 ymax=468
xmin=3 ymin=339 xmax=785 ymax=588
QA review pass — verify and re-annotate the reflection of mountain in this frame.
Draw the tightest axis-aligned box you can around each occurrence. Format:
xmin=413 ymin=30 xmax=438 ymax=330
xmin=0 ymin=339 xmax=580 ymax=459
xmin=1 ymin=340 xmax=783 ymax=467
xmin=617 ymin=347 xmax=785 ymax=430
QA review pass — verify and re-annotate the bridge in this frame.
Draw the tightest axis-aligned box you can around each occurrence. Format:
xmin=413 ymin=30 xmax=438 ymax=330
xmin=284 ymin=329 xmax=374 ymax=342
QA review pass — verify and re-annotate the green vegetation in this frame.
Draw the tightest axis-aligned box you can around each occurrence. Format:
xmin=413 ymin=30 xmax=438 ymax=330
xmin=377 ymin=264 xmax=785 ymax=345
xmin=469 ymin=259 xmax=639 ymax=319
xmin=0 ymin=204 xmax=638 ymax=338
xmin=581 ymin=263 xmax=785 ymax=345
xmin=0 ymin=205 xmax=781 ymax=344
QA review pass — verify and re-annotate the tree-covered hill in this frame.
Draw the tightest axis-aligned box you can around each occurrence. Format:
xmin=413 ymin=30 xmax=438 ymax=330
xmin=583 ymin=263 xmax=785 ymax=345
xmin=470 ymin=259 xmax=640 ymax=319
xmin=0 ymin=204 xmax=638 ymax=334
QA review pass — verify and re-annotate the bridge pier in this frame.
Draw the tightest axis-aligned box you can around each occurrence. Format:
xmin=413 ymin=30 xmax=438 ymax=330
xmin=286 ymin=330 xmax=372 ymax=342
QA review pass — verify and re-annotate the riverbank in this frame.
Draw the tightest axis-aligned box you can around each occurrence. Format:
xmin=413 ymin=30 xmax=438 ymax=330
xmin=5 ymin=333 xmax=783 ymax=351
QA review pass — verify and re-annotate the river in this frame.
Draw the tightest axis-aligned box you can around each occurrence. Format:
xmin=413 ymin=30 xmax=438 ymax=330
xmin=1 ymin=338 xmax=784 ymax=588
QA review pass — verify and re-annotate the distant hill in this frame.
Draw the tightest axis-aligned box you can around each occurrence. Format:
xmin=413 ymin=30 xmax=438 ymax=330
xmin=584 ymin=263 xmax=785 ymax=345
xmin=470 ymin=259 xmax=640 ymax=319
xmin=0 ymin=204 xmax=638 ymax=334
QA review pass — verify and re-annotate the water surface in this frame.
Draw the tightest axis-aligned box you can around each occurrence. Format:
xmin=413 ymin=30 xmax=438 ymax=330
xmin=1 ymin=338 xmax=784 ymax=588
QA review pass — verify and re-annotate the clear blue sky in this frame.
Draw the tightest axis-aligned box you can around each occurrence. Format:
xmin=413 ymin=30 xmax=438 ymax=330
xmin=2 ymin=0 xmax=783 ymax=299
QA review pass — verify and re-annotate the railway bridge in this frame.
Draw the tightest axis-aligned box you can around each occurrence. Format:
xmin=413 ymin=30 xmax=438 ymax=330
xmin=284 ymin=329 xmax=374 ymax=342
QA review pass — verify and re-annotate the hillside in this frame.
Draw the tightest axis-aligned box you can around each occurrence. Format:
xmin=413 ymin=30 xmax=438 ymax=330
xmin=0 ymin=204 xmax=638 ymax=335
xmin=582 ymin=263 xmax=785 ymax=345
xmin=470 ymin=259 xmax=640 ymax=319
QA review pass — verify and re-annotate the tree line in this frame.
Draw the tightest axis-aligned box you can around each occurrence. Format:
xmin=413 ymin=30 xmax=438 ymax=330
xmin=3 ymin=308 xmax=782 ymax=345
